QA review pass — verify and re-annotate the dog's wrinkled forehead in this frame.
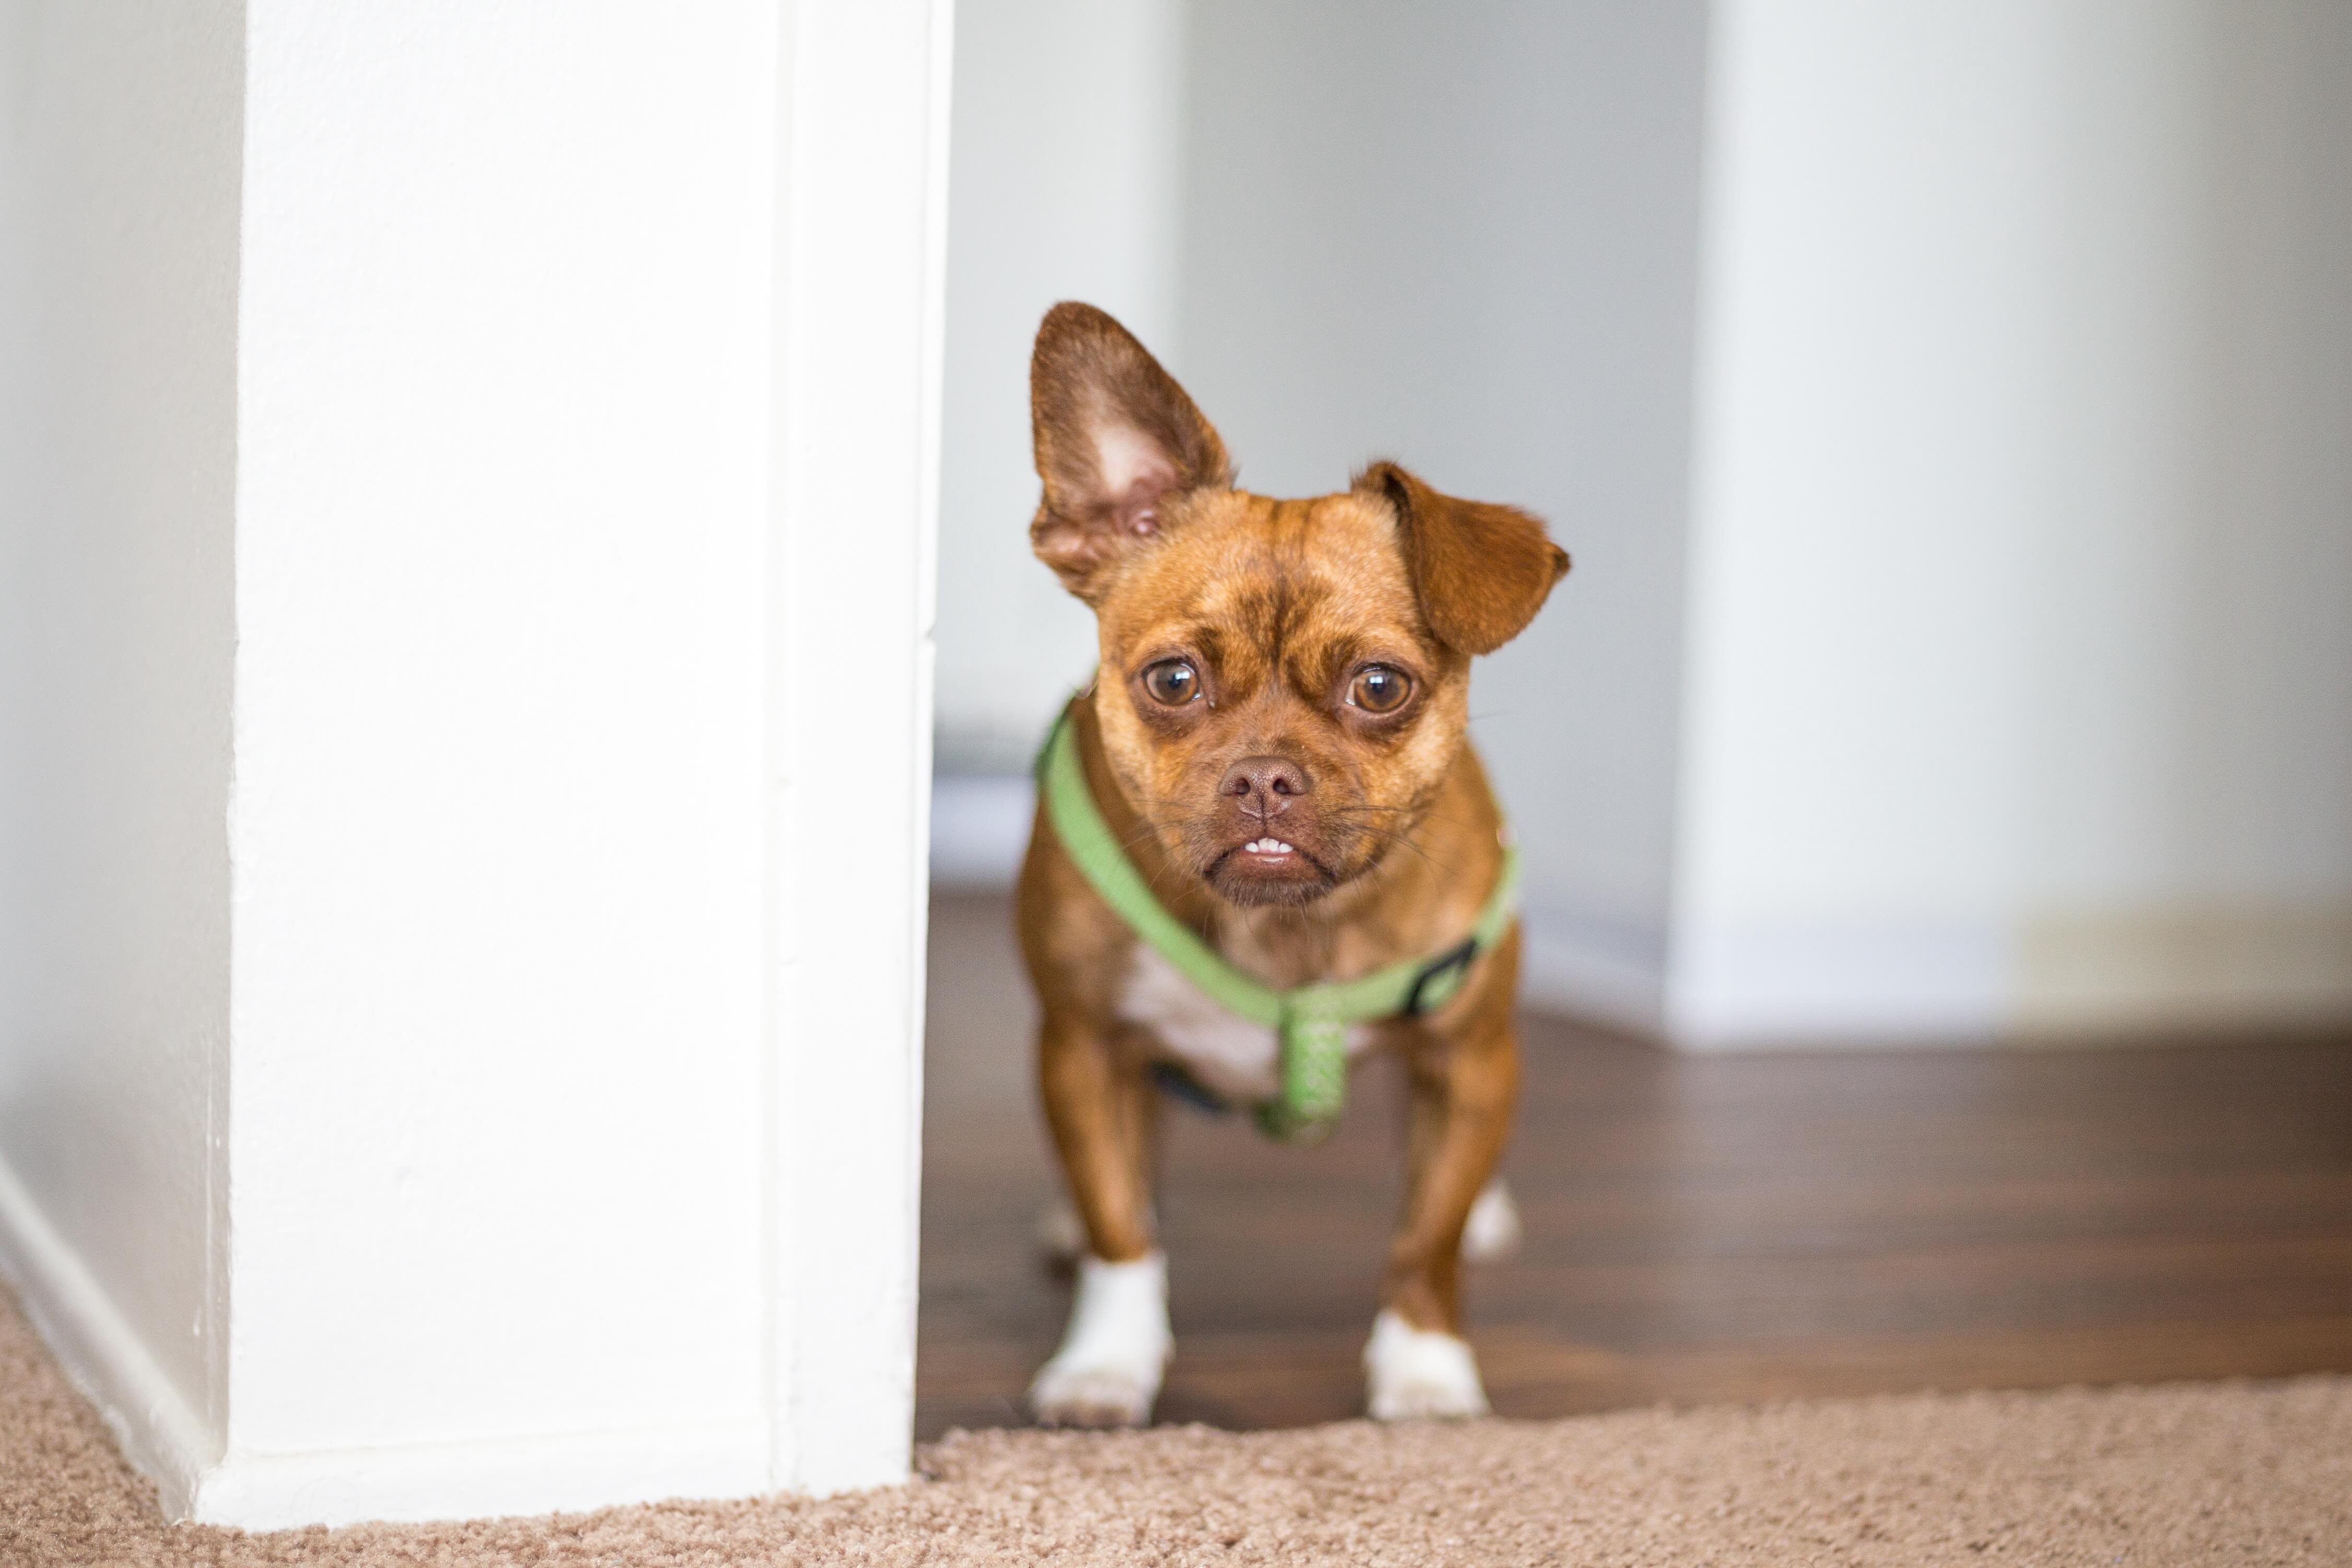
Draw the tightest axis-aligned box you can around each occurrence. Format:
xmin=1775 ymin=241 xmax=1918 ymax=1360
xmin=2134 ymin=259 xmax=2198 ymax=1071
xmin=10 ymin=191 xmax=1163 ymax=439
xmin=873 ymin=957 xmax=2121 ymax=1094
xmin=1098 ymin=492 xmax=1436 ymax=689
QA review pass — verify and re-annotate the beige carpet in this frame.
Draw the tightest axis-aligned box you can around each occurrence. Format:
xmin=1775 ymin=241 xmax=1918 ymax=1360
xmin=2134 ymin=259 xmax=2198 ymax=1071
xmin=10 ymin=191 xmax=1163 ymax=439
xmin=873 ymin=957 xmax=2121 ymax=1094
xmin=6 ymin=1292 xmax=2347 ymax=1566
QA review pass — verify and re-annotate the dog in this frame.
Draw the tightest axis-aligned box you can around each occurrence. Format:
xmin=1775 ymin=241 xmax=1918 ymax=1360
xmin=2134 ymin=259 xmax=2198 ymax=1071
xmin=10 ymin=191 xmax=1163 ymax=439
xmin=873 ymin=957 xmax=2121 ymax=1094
xmin=1014 ymin=302 xmax=1568 ymax=1427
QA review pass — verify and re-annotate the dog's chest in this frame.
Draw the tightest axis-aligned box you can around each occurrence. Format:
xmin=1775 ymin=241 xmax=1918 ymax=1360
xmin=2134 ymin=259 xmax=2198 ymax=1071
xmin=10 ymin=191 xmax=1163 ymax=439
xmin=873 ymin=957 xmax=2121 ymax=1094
xmin=1114 ymin=944 xmax=1377 ymax=1103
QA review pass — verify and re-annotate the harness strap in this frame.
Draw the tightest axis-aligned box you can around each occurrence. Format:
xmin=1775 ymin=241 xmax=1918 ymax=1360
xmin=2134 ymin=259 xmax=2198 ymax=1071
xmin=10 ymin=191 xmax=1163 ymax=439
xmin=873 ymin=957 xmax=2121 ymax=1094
xmin=1037 ymin=700 xmax=1520 ymax=1143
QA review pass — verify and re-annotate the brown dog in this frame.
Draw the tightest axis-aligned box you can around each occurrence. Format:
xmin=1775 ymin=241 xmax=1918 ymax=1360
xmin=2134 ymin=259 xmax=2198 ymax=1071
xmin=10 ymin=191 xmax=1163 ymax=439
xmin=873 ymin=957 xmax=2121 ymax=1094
xmin=1015 ymin=302 xmax=1568 ymax=1426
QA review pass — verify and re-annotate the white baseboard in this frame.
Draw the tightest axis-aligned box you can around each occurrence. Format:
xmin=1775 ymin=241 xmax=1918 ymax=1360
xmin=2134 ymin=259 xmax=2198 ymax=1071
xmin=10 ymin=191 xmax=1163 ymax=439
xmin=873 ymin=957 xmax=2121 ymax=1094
xmin=1516 ymin=907 xmax=2010 ymax=1051
xmin=929 ymin=773 xmax=1032 ymax=888
xmin=1 ymin=1151 xmax=776 ymax=1529
xmin=192 ymin=1418 xmax=771 ymax=1530
xmin=1664 ymin=920 xmax=2011 ymax=1050
xmin=1517 ymin=903 xmax=1668 ymax=1036
xmin=0 ymin=1152 xmax=218 ymax=1519
xmin=2016 ymin=902 xmax=2352 ymax=1036
xmin=1534 ymin=905 xmax=2352 ymax=1049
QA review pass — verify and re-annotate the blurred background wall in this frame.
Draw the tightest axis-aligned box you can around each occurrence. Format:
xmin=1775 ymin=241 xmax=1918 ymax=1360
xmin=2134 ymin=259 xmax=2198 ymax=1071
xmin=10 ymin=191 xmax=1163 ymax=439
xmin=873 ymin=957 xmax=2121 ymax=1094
xmin=1676 ymin=0 xmax=2352 ymax=1045
xmin=932 ymin=0 xmax=1185 ymax=775
xmin=0 ymin=0 xmax=241 ymax=1452
xmin=931 ymin=0 xmax=2352 ymax=1048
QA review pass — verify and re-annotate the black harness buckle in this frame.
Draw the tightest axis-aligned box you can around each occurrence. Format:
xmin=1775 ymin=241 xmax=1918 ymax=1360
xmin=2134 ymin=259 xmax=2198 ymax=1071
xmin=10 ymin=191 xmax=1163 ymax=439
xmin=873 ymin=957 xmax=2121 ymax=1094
xmin=1402 ymin=937 xmax=1481 ymax=1017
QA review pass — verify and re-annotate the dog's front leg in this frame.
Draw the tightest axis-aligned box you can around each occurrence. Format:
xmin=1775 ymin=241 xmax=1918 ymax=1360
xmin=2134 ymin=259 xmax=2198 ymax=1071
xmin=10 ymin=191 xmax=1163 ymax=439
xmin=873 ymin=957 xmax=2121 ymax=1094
xmin=1029 ymin=1012 xmax=1168 ymax=1427
xmin=1368 ymin=1007 xmax=1519 ymax=1420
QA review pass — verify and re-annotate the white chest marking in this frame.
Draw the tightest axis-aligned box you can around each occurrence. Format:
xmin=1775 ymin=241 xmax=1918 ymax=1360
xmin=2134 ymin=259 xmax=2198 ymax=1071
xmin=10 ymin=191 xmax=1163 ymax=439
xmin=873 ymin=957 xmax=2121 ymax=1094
xmin=1115 ymin=944 xmax=1375 ymax=1103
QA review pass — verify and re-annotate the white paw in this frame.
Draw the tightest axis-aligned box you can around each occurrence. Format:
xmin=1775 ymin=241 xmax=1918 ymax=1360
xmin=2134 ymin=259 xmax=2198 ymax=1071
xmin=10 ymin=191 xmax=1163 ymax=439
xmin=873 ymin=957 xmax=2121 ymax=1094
xmin=1029 ymin=1251 xmax=1172 ymax=1428
xmin=1461 ymin=1178 xmax=1522 ymax=1263
xmin=1364 ymin=1308 xmax=1489 ymax=1421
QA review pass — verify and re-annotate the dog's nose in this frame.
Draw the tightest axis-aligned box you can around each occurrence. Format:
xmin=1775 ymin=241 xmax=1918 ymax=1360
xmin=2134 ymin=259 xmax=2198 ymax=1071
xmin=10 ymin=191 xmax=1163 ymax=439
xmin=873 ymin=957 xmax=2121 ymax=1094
xmin=1220 ymin=755 xmax=1309 ymax=820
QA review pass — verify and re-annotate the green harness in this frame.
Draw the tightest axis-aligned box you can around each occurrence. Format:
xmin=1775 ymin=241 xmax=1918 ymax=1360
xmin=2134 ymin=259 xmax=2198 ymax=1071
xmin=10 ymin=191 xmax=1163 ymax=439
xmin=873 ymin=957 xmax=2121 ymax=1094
xmin=1037 ymin=702 xmax=1522 ymax=1144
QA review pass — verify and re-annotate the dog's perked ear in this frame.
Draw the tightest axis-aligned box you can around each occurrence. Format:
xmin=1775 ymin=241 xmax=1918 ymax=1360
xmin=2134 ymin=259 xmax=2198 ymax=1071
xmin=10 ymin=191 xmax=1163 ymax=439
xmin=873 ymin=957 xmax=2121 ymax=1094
xmin=1358 ymin=462 xmax=1570 ymax=656
xmin=1029 ymin=302 xmax=1233 ymax=601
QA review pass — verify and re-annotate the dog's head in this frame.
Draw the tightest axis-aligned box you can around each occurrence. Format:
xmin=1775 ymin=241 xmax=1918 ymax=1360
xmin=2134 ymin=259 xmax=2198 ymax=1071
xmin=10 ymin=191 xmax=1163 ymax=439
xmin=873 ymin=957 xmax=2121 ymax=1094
xmin=1030 ymin=302 xmax=1568 ymax=909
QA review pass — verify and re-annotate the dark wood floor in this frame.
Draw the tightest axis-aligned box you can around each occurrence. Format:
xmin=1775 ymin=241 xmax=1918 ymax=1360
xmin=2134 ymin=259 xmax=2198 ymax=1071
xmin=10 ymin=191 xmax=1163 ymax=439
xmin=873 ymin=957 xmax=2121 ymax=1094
xmin=917 ymin=891 xmax=2352 ymax=1439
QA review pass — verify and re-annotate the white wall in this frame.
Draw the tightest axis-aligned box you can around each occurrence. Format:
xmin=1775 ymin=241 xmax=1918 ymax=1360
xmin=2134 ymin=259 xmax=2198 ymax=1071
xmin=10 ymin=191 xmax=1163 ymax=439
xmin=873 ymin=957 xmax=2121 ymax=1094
xmin=933 ymin=0 xmax=1186 ymax=771
xmin=227 ymin=0 xmax=778 ymax=1490
xmin=0 ymin=0 xmax=243 ymax=1486
xmin=1672 ymin=0 xmax=2352 ymax=1044
xmin=1671 ymin=0 xmax=2050 ymax=1039
xmin=1 ymin=0 xmax=948 ymax=1527
xmin=2014 ymin=0 xmax=2352 ymax=1031
xmin=765 ymin=0 xmax=949 ymax=1498
xmin=1179 ymin=0 xmax=1711 ymax=1023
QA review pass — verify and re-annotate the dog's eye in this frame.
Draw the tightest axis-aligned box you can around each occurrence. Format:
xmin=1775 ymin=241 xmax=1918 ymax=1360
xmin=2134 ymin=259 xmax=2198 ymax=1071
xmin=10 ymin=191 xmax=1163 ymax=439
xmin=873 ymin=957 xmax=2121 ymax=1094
xmin=1348 ymin=665 xmax=1411 ymax=713
xmin=1141 ymin=659 xmax=1200 ymax=706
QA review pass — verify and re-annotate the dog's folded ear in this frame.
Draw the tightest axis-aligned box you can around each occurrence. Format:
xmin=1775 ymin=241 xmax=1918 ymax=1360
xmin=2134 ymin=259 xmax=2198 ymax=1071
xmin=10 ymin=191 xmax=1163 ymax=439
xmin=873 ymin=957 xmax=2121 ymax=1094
xmin=1030 ymin=302 xmax=1232 ymax=601
xmin=1359 ymin=462 xmax=1570 ymax=655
